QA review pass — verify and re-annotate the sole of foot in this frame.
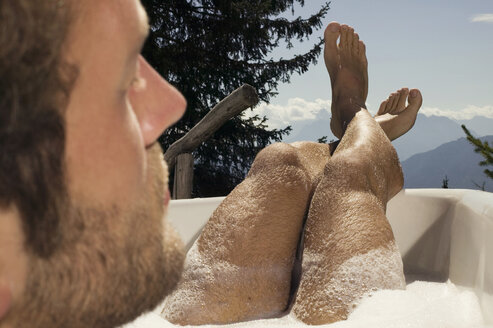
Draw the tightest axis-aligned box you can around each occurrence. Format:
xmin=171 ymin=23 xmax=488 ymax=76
xmin=323 ymin=21 xmax=369 ymax=139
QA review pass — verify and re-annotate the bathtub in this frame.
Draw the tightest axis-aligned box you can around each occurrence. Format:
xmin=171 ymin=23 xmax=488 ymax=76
xmin=125 ymin=188 xmax=493 ymax=327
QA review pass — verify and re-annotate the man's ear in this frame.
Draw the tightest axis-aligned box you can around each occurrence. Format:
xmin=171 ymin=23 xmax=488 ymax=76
xmin=0 ymin=282 xmax=12 ymax=321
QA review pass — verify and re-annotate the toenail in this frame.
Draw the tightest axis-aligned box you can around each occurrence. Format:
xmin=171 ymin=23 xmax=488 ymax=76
xmin=410 ymin=90 xmax=418 ymax=98
xmin=330 ymin=24 xmax=339 ymax=32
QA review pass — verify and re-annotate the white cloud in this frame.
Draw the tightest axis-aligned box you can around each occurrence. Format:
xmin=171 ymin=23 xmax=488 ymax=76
xmin=471 ymin=14 xmax=493 ymax=23
xmin=246 ymin=98 xmax=332 ymax=129
xmin=245 ymin=97 xmax=493 ymax=129
xmin=421 ymin=105 xmax=493 ymax=120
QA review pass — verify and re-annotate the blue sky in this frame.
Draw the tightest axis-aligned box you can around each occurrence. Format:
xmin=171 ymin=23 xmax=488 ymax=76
xmin=253 ymin=0 xmax=493 ymax=129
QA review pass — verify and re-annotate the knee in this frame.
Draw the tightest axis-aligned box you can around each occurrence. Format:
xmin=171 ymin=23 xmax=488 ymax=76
xmin=323 ymin=152 xmax=367 ymax=188
xmin=249 ymin=143 xmax=305 ymax=176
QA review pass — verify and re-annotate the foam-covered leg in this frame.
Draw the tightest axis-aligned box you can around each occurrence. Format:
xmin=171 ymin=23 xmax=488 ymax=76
xmin=292 ymin=110 xmax=406 ymax=324
xmin=162 ymin=142 xmax=329 ymax=325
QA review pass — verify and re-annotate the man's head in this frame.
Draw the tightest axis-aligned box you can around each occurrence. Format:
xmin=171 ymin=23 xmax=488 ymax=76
xmin=0 ymin=0 xmax=187 ymax=326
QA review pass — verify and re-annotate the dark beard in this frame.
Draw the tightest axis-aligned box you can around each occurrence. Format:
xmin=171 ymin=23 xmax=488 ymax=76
xmin=7 ymin=144 xmax=184 ymax=328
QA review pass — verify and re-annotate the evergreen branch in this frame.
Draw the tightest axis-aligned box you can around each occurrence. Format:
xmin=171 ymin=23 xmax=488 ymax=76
xmin=462 ymin=124 xmax=493 ymax=182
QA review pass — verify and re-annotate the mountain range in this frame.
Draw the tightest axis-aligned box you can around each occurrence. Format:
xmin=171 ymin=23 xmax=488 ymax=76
xmin=401 ymin=136 xmax=493 ymax=191
xmin=282 ymin=108 xmax=336 ymax=144
xmin=393 ymin=114 xmax=493 ymax=160
xmin=280 ymin=112 xmax=493 ymax=192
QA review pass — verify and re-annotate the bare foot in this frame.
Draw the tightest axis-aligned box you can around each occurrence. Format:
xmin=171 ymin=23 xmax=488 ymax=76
xmin=324 ymin=22 xmax=368 ymax=139
xmin=375 ymin=88 xmax=423 ymax=140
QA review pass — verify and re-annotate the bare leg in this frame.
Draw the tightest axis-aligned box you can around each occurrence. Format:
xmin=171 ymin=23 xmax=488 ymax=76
xmin=292 ymin=23 xmax=409 ymax=324
xmin=161 ymin=142 xmax=330 ymax=325
xmin=162 ymin=21 xmax=422 ymax=325
xmin=292 ymin=112 xmax=406 ymax=324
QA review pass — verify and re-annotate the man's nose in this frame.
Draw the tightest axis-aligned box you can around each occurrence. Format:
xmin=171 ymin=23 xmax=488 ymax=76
xmin=130 ymin=55 xmax=187 ymax=147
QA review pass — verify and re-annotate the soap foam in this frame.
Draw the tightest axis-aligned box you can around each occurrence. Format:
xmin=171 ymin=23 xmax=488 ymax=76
xmin=124 ymin=280 xmax=491 ymax=328
xmin=294 ymin=244 xmax=406 ymax=321
xmin=161 ymin=241 xmax=287 ymax=324
xmin=160 ymin=242 xmax=239 ymax=323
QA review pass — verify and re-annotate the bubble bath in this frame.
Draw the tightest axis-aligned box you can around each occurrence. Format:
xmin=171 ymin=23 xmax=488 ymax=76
xmin=122 ymin=189 xmax=493 ymax=328
xmin=124 ymin=280 xmax=490 ymax=328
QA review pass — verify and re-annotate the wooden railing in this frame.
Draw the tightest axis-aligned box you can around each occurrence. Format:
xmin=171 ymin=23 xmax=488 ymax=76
xmin=164 ymin=84 xmax=259 ymax=199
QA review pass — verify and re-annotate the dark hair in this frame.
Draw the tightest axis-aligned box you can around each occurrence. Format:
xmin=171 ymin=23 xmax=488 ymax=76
xmin=0 ymin=0 xmax=75 ymax=257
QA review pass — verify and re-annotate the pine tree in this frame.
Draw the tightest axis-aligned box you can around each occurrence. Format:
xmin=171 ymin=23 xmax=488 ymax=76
xmin=462 ymin=125 xmax=493 ymax=180
xmin=141 ymin=0 xmax=331 ymax=196
xmin=441 ymin=175 xmax=449 ymax=189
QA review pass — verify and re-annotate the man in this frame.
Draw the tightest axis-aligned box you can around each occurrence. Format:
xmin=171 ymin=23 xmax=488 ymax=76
xmin=1 ymin=1 xmax=186 ymax=327
xmin=0 ymin=1 xmax=422 ymax=328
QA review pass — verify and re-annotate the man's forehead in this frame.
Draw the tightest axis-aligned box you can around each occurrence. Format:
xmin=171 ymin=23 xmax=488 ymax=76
xmin=76 ymin=0 xmax=148 ymax=31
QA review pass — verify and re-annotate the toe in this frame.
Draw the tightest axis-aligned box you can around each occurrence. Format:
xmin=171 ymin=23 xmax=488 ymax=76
xmin=324 ymin=22 xmax=341 ymax=44
xmin=324 ymin=22 xmax=341 ymax=72
xmin=358 ymin=40 xmax=366 ymax=57
xmin=358 ymin=40 xmax=368 ymax=69
xmin=340 ymin=25 xmax=349 ymax=51
xmin=378 ymin=100 xmax=389 ymax=115
xmin=347 ymin=27 xmax=355 ymax=53
xmin=395 ymin=88 xmax=409 ymax=113
xmin=407 ymin=89 xmax=423 ymax=110
xmin=385 ymin=95 xmax=394 ymax=112
xmin=353 ymin=32 xmax=360 ymax=54
xmin=388 ymin=92 xmax=399 ymax=110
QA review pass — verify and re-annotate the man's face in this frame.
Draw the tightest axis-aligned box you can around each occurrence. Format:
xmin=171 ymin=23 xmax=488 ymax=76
xmin=65 ymin=0 xmax=186 ymax=207
xmin=2 ymin=0 xmax=187 ymax=326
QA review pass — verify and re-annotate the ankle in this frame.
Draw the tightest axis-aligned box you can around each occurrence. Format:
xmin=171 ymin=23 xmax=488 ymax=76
xmin=335 ymin=100 xmax=366 ymax=132
xmin=334 ymin=96 xmax=366 ymax=110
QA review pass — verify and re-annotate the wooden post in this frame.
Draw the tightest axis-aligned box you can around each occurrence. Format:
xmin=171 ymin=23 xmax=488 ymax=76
xmin=173 ymin=153 xmax=194 ymax=199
